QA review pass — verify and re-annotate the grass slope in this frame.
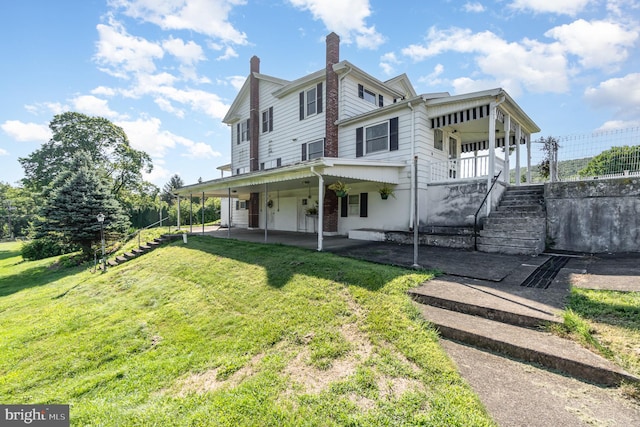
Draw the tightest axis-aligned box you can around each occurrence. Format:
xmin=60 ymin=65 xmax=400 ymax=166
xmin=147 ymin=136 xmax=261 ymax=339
xmin=0 ymin=238 xmax=494 ymax=426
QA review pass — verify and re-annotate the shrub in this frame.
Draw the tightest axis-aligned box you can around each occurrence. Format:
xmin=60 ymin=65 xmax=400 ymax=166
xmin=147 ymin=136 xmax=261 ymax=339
xmin=21 ymin=236 xmax=77 ymax=261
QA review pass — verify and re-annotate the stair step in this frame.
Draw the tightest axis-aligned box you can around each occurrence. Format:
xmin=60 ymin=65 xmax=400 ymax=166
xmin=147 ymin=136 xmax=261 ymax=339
xmin=123 ymin=252 xmax=137 ymax=259
xmin=477 ymin=243 xmax=542 ymax=255
xmin=415 ymin=304 xmax=636 ymax=386
xmin=408 ymin=280 xmax=562 ymax=328
xmin=107 ymin=260 xmax=118 ymax=267
xmin=479 ymin=229 xmax=544 ymax=239
xmin=147 ymin=241 xmax=161 ymax=246
xmin=132 ymin=248 xmax=145 ymax=254
xmin=115 ymin=255 xmax=128 ymax=263
xmin=497 ymin=204 xmax=544 ymax=212
xmin=483 ymin=217 xmax=546 ymax=228
xmin=488 ymin=210 xmax=545 ymax=219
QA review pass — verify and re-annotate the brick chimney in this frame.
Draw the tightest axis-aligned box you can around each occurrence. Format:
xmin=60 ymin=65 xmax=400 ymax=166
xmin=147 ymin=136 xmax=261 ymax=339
xmin=323 ymin=33 xmax=340 ymax=233
xmin=325 ymin=32 xmax=339 ymax=157
xmin=249 ymin=56 xmax=260 ymax=228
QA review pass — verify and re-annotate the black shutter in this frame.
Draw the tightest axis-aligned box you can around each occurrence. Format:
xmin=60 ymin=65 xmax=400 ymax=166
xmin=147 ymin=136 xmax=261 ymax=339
xmin=378 ymin=94 xmax=384 ymax=107
xmin=299 ymin=91 xmax=305 ymax=120
xmin=360 ymin=193 xmax=368 ymax=217
xmin=316 ymin=82 xmax=323 ymax=114
xmin=276 ymin=157 xmax=282 ymax=167
xmin=358 ymin=84 xmax=364 ymax=99
xmin=269 ymin=106 xmax=273 ymax=131
xmin=389 ymin=117 xmax=399 ymax=151
xmin=246 ymin=119 xmax=250 ymax=140
xmin=236 ymin=123 xmax=240 ymax=144
xmin=235 ymin=200 xmax=239 ymax=210
xmin=301 ymin=143 xmax=307 ymax=161
xmin=356 ymin=127 xmax=364 ymax=157
xmin=341 ymin=196 xmax=348 ymax=217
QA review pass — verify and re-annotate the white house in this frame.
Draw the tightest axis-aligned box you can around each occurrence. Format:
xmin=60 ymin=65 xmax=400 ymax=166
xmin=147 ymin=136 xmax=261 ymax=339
xmin=176 ymin=33 xmax=540 ymax=252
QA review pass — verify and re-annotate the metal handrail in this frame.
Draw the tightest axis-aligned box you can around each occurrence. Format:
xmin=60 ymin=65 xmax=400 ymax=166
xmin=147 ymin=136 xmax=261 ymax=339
xmin=474 ymin=171 xmax=502 ymax=251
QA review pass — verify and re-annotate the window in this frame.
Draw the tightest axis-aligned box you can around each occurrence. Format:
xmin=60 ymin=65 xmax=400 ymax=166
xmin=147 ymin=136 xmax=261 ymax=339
xmin=366 ymin=122 xmax=389 ymax=154
xmin=262 ymin=107 xmax=273 ymax=133
xmin=299 ymin=83 xmax=323 ymax=120
xmin=434 ymin=129 xmax=444 ymax=150
xmin=341 ymin=192 xmax=368 ymax=217
xmin=308 ymin=140 xmax=324 ymax=160
xmin=301 ymin=138 xmax=325 ymax=161
xmin=235 ymin=200 xmax=248 ymax=210
xmin=237 ymin=119 xmax=250 ymax=144
xmin=358 ymin=84 xmax=384 ymax=107
xmin=355 ymin=117 xmax=398 ymax=157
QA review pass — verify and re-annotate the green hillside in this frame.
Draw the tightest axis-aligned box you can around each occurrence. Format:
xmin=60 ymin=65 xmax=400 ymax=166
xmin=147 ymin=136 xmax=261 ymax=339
xmin=0 ymin=238 xmax=493 ymax=426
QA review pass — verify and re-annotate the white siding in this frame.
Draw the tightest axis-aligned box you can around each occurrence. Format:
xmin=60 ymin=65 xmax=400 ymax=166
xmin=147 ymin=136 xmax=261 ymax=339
xmin=339 ymin=77 xmax=397 ymax=121
xmin=230 ymin=95 xmax=250 ymax=175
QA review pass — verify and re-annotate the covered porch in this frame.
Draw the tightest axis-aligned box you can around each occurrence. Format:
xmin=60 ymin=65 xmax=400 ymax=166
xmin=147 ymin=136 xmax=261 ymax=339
xmin=425 ymin=89 xmax=541 ymax=188
xmin=174 ymin=157 xmax=406 ymax=251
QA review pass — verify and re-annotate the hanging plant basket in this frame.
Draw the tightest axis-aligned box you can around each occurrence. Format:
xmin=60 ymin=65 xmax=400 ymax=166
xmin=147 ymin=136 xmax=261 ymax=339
xmin=380 ymin=194 xmax=389 ymax=200
xmin=378 ymin=183 xmax=396 ymax=200
xmin=328 ymin=181 xmax=350 ymax=197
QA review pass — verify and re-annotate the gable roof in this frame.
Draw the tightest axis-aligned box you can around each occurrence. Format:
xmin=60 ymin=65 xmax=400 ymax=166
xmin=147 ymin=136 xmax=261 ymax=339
xmin=222 ymin=73 xmax=290 ymax=124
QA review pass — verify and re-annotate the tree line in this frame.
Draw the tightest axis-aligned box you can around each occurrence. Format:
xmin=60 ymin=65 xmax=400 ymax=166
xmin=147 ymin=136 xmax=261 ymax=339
xmin=1 ymin=112 xmax=219 ymax=261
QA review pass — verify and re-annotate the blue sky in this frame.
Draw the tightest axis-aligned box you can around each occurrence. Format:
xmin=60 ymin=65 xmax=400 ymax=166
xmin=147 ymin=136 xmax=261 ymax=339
xmin=1 ymin=0 xmax=639 ymax=188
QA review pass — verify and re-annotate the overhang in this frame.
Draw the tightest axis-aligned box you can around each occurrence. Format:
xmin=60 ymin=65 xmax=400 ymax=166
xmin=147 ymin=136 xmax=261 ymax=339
xmin=175 ymin=157 xmax=407 ymax=198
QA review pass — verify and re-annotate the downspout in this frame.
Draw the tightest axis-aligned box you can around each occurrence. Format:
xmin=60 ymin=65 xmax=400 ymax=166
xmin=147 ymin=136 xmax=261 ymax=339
xmin=487 ymin=95 xmax=506 ymax=216
xmin=407 ymin=101 xmax=415 ymax=229
xmin=310 ymin=166 xmax=324 ymax=251
xmin=339 ymin=65 xmax=353 ymax=121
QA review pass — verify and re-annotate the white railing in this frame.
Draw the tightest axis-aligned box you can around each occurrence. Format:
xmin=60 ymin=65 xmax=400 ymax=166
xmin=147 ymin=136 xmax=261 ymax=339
xmin=428 ymin=156 xmax=505 ymax=183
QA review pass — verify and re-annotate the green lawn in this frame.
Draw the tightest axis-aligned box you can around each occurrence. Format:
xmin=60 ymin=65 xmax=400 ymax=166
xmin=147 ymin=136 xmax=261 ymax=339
xmin=0 ymin=238 xmax=494 ymax=426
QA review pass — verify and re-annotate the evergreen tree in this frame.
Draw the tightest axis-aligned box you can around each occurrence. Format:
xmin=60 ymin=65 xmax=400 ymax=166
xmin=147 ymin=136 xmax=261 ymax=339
xmin=38 ymin=152 xmax=130 ymax=258
xmin=161 ymin=174 xmax=184 ymax=204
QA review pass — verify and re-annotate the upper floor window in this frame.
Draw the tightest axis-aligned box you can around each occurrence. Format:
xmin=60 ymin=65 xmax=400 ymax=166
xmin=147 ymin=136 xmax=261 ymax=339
xmin=301 ymin=138 xmax=325 ymax=161
xmin=262 ymin=107 xmax=273 ymax=133
xmin=358 ymin=84 xmax=384 ymax=107
xmin=355 ymin=117 xmax=398 ymax=157
xmin=365 ymin=122 xmax=389 ymax=154
xmin=299 ymin=83 xmax=323 ymax=120
xmin=236 ymin=119 xmax=250 ymax=144
xmin=434 ymin=129 xmax=444 ymax=151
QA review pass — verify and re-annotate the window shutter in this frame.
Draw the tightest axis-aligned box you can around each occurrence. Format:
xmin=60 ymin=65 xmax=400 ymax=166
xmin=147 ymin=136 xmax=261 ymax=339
xmin=235 ymin=200 xmax=239 ymax=210
xmin=389 ymin=117 xmax=399 ymax=151
xmin=316 ymin=83 xmax=323 ymax=114
xmin=356 ymin=127 xmax=364 ymax=157
xmin=358 ymin=84 xmax=364 ymax=99
xmin=301 ymin=143 xmax=307 ymax=161
xmin=246 ymin=118 xmax=250 ymax=140
xmin=299 ymin=91 xmax=305 ymax=120
xmin=236 ymin=123 xmax=240 ymax=144
xmin=260 ymin=162 xmax=265 ymax=170
xmin=246 ymin=202 xmax=250 ymax=210
xmin=276 ymin=158 xmax=281 ymax=167
xmin=360 ymin=193 xmax=368 ymax=217
xmin=269 ymin=106 xmax=273 ymax=132
xmin=378 ymin=95 xmax=384 ymax=107
xmin=341 ymin=196 xmax=348 ymax=217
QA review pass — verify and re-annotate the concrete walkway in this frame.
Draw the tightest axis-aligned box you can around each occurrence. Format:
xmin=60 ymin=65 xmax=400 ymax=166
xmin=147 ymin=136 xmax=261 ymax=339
xmin=192 ymin=227 xmax=640 ymax=426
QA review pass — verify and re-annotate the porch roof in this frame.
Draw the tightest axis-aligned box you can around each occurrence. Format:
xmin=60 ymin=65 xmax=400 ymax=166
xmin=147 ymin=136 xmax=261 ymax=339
xmin=175 ymin=157 xmax=407 ymax=198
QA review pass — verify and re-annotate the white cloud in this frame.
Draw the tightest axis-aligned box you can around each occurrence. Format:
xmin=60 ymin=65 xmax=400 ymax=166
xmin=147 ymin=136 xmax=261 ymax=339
xmin=109 ymin=0 xmax=248 ymax=45
xmin=154 ymin=97 xmax=185 ymax=118
xmin=596 ymin=119 xmax=640 ymax=131
xmin=509 ymin=0 xmax=594 ymax=16
xmin=584 ymin=73 xmax=640 ymax=119
xmin=451 ymin=77 xmax=502 ymax=95
xmin=0 ymin=148 xmax=8 ymax=156
xmin=143 ymin=161 xmax=171 ymax=184
xmin=545 ymin=19 xmax=638 ymax=70
xmin=220 ymin=75 xmax=246 ymax=91
xmin=216 ymin=46 xmax=238 ymax=61
xmin=402 ymin=27 xmax=569 ymax=94
xmin=162 ymin=37 xmax=205 ymax=65
xmin=24 ymin=102 xmax=68 ymax=116
xmin=379 ymin=52 xmax=400 ymax=75
xmin=1 ymin=121 xmax=51 ymax=142
xmin=288 ymin=0 xmax=385 ymax=49
xmin=463 ymin=2 xmax=485 ymax=13
xmin=95 ymin=18 xmax=164 ymax=78
xmin=71 ymin=95 xmax=121 ymax=118
xmin=91 ymin=86 xmax=117 ymax=96
xmin=180 ymin=141 xmax=221 ymax=159
xmin=418 ymin=64 xmax=446 ymax=86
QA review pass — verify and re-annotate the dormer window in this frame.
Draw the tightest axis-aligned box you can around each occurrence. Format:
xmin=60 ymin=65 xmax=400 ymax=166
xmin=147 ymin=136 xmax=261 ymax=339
xmin=358 ymin=84 xmax=384 ymax=107
xmin=299 ymin=83 xmax=323 ymax=120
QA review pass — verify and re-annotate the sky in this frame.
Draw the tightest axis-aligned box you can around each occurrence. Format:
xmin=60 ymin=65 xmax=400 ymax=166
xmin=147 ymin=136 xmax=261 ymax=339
xmin=1 ymin=0 xmax=639 ymax=189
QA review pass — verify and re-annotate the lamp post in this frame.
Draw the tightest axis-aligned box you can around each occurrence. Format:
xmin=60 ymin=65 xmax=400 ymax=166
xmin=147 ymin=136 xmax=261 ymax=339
xmin=97 ymin=213 xmax=106 ymax=272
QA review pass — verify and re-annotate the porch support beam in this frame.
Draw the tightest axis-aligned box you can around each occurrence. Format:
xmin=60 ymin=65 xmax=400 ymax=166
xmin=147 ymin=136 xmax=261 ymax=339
xmin=202 ymin=192 xmax=205 ymax=234
xmin=504 ymin=114 xmax=511 ymax=185
xmin=515 ymin=124 xmax=522 ymax=186
xmin=310 ymin=167 xmax=324 ymax=251
xmin=487 ymin=105 xmax=496 ymax=216
xmin=526 ymin=134 xmax=532 ymax=183
xmin=190 ymin=193 xmax=193 ymax=233
xmin=264 ymin=183 xmax=268 ymax=243
xmin=177 ymin=195 xmax=181 ymax=229
xmin=227 ymin=188 xmax=231 ymax=238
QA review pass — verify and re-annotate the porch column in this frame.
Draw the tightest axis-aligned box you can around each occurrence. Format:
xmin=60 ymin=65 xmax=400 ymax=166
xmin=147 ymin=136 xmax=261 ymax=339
xmin=487 ymin=105 xmax=496 ymax=216
xmin=190 ymin=193 xmax=193 ymax=233
xmin=515 ymin=124 xmax=522 ymax=186
xmin=317 ymin=176 xmax=324 ymax=251
xmin=177 ymin=195 xmax=181 ymax=229
xmin=227 ymin=188 xmax=231 ymax=238
xmin=264 ymin=183 xmax=268 ymax=243
xmin=526 ymin=134 xmax=532 ymax=183
xmin=202 ymin=192 xmax=205 ymax=234
xmin=504 ymin=114 xmax=511 ymax=185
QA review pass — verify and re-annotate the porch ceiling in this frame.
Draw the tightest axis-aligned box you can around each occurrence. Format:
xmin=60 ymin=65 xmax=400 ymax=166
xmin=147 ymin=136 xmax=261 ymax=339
xmin=175 ymin=157 xmax=406 ymax=198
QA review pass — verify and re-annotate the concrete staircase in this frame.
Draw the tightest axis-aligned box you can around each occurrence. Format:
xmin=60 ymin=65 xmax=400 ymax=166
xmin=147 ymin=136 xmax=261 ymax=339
xmin=105 ymin=234 xmax=182 ymax=268
xmin=477 ymin=185 xmax=546 ymax=255
xmin=408 ymin=279 xmax=639 ymax=386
